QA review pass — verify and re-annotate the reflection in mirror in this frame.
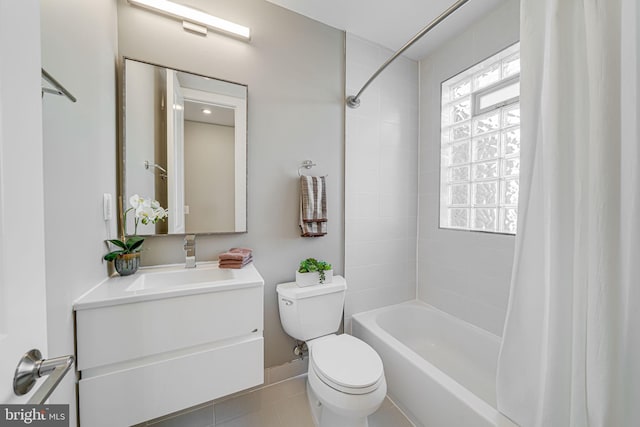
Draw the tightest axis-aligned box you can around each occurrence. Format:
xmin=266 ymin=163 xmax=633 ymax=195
xmin=123 ymin=58 xmax=247 ymax=235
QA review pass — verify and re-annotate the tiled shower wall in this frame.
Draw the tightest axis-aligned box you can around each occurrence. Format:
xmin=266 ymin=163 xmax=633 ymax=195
xmin=344 ymin=34 xmax=419 ymax=331
xmin=417 ymin=0 xmax=519 ymax=336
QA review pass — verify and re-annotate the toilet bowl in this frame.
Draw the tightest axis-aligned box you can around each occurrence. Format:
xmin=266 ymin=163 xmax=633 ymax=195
xmin=276 ymin=277 xmax=386 ymax=427
xmin=306 ymin=334 xmax=386 ymax=427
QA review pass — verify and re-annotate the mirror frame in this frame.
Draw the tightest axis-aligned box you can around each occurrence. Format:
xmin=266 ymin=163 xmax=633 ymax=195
xmin=118 ymin=57 xmax=249 ymax=237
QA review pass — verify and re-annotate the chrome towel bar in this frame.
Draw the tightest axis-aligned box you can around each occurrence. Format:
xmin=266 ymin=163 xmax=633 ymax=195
xmin=145 ymin=160 xmax=168 ymax=180
xmin=41 ymin=68 xmax=77 ymax=103
xmin=13 ymin=349 xmax=75 ymax=405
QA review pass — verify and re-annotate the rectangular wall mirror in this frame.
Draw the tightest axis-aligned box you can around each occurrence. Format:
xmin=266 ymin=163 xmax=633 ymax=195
xmin=122 ymin=58 xmax=247 ymax=235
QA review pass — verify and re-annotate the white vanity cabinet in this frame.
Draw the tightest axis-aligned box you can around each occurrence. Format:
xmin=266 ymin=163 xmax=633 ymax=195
xmin=74 ymin=263 xmax=264 ymax=427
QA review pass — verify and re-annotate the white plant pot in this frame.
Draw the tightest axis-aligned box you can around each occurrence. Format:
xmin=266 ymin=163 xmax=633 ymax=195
xmin=295 ymin=270 xmax=333 ymax=287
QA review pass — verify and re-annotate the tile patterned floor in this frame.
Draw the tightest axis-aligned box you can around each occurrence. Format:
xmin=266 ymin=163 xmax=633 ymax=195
xmin=214 ymin=375 xmax=414 ymax=427
xmin=144 ymin=375 xmax=414 ymax=427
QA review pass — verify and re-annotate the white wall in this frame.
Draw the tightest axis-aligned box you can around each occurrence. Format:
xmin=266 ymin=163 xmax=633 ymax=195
xmin=184 ymin=121 xmax=235 ymax=233
xmin=417 ymin=0 xmax=519 ymax=336
xmin=124 ymin=59 xmax=157 ymax=235
xmin=118 ymin=0 xmax=344 ymax=368
xmin=0 ymin=0 xmax=48 ymax=404
xmin=40 ymin=0 xmax=118 ymax=424
xmin=344 ymin=34 xmax=419 ymax=332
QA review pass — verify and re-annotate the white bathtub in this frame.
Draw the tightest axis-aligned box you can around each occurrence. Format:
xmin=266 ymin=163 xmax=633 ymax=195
xmin=352 ymin=300 xmax=517 ymax=427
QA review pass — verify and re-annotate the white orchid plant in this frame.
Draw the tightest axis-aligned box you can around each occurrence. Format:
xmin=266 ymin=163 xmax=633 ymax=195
xmin=103 ymin=194 xmax=168 ymax=262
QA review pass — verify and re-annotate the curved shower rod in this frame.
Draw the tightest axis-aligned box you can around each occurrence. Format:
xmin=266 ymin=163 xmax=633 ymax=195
xmin=346 ymin=0 xmax=469 ymax=108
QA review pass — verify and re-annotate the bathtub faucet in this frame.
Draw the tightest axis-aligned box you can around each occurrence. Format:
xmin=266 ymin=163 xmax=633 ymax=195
xmin=184 ymin=234 xmax=196 ymax=268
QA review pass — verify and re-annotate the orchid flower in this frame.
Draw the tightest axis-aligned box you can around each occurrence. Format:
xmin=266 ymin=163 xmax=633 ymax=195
xmin=105 ymin=194 xmax=168 ymax=262
xmin=129 ymin=194 xmax=141 ymax=210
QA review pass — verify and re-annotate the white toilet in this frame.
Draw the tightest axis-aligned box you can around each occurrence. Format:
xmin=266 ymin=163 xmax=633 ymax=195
xmin=277 ymin=276 xmax=386 ymax=427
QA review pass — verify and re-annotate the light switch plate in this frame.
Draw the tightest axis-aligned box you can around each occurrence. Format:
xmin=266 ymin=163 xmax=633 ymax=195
xmin=103 ymin=193 xmax=113 ymax=221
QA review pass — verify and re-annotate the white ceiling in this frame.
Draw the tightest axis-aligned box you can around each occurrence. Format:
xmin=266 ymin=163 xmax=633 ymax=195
xmin=184 ymin=101 xmax=235 ymax=126
xmin=265 ymin=0 xmax=507 ymax=60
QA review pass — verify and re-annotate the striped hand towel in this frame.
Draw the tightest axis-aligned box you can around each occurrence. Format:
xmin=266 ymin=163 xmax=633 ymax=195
xmin=299 ymin=175 xmax=327 ymax=237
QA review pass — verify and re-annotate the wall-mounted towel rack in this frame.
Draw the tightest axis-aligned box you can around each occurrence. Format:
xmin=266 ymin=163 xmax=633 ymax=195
xmin=298 ymin=160 xmax=317 ymax=176
xmin=145 ymin=160 xmax=168 ymax=180
xmin=41 ymin=68 xmax=77 ymax=102
xmin=13 ymin=349 xmax=75 ymax=405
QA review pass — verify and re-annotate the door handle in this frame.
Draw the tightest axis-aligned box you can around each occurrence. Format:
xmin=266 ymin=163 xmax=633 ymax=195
xmin=13 ymin=349 xmax=74 ymax=404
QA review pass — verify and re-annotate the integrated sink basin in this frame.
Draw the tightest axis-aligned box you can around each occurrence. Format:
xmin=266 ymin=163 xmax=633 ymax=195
xmin=126 ymin=265 xmax=235 ymax=291
xmin=74 ymin=261 xmax=264 ymax=310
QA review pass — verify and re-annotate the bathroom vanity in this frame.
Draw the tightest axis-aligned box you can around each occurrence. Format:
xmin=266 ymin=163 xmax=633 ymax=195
xmin=73 ymin=262 xmax=264 ymax=427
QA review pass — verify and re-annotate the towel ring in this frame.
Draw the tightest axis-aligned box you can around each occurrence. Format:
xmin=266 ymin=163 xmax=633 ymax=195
xmin=297 ymin=160 xmax=317 ymax=176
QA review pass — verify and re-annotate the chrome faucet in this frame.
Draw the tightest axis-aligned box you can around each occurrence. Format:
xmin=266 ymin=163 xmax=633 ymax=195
xmin=184 ymin=234 xmax=196 ymax=268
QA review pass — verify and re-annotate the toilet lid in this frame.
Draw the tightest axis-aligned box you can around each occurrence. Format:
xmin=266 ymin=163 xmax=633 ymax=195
xmin=310 ymin=334 xmax=383 ymax=393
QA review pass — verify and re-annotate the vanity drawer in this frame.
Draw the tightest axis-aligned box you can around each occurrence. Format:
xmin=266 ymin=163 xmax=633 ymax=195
xmin=76 ymin=286 xmax=263 ymax=370
xmin=78 ymin=336 xmax=263 ymax=427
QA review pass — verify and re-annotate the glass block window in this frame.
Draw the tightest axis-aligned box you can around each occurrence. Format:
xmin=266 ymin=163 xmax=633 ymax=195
xmin=440 ymin=43 xmax=520 ymax=234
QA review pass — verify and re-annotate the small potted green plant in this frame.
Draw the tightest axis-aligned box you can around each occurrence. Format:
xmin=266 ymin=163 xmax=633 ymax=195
xmin=104 ymin=194 xmax=167 ymax=276
xmin=296 ymin=258 xmax=333 ymax=287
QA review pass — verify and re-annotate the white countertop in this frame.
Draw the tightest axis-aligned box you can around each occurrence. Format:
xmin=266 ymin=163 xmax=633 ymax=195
xmin=74 ymin=262 xmax=264 ymax=310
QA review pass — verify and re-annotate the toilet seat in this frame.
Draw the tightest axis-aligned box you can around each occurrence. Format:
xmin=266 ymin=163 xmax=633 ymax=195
xmin=310 ymin=334 xmax=384 ymax=395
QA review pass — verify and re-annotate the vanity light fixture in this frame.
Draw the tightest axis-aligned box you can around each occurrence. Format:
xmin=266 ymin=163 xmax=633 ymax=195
xmin=201 ymin=108 xmax=212 ymax=115
xmin=128 ymin=0 xmax=251 ymax=40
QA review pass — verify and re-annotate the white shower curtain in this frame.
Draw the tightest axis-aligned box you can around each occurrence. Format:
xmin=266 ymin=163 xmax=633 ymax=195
xmin=496 ymin=0 xmax=640 ymax=426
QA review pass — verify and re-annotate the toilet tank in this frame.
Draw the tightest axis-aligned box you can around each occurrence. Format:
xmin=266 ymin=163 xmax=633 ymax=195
xmin=277 ymin=276 xmax=347 ymax=342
